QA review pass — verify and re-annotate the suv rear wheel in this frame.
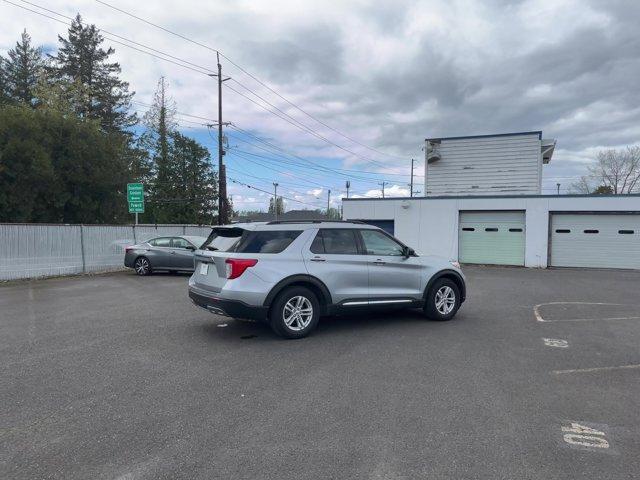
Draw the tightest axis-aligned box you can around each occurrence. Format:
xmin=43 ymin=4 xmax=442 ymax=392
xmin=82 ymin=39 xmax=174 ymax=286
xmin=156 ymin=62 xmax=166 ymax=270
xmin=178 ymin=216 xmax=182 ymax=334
xmin=424 ymin=278 xmax=460 ymax=321
xmin=270 ymin=286 xmax=320 ymax=339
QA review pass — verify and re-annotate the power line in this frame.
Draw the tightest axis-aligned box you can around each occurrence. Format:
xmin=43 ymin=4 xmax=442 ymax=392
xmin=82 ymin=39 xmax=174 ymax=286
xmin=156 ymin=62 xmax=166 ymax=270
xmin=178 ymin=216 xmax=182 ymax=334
xmin=18 ymin=0 xmax=393 ymax=171
xmin=5 ymin=0 xmax=407 ymax=180
xmin=222 ymin=81 xmax=390 ymax=169
xmin=228 ymin=178 xmax=324 ymax=208
xmin=5 ymin=0 xmax=442 ymax=197
xmin=228 ymin=126 xmax=411 ymax=178
xmin=94 ymin=0 xmax=408 ymax=161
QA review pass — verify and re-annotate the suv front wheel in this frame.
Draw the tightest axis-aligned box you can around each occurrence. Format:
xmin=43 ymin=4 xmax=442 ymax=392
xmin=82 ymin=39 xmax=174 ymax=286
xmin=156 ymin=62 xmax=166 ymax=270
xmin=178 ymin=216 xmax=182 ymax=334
xmin=270 ymin=286 xmax=320 ymax=339
xmin=424 ymin=278 xmax=460 ymax=321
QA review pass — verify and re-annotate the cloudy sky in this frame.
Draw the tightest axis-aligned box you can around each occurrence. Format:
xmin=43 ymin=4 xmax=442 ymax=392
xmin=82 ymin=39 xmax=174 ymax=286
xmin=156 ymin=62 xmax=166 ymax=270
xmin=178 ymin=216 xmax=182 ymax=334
xmin=2 ymin=0 xmax=639 ymax=210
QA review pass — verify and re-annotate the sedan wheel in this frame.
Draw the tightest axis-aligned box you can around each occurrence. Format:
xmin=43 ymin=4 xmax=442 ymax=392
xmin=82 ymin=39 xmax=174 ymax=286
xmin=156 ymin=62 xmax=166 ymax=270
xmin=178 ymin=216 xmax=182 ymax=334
xmin=134 ymin=257 xmax=151 ymax=276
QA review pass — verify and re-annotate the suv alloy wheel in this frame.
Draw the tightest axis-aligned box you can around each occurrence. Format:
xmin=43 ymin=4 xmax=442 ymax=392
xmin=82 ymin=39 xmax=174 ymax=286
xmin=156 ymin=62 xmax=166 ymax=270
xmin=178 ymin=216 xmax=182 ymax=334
xmin=424 ymin=278 xmax=460 ymax=321
xmin=269 ymin=286 xmax=320 ymax=339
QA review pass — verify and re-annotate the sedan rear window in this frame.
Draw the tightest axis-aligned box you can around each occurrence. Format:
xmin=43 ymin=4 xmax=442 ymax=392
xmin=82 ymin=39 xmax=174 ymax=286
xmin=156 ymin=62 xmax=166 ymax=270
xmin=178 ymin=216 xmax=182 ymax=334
xmin=234 ymin=230 xmax=302 ymax=254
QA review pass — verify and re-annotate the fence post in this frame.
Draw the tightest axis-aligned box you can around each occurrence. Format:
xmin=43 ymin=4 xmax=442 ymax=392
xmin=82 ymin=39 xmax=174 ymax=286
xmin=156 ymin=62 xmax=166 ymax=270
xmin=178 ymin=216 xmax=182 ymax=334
xmin=79 ymin=224 xmax=86 ymax=273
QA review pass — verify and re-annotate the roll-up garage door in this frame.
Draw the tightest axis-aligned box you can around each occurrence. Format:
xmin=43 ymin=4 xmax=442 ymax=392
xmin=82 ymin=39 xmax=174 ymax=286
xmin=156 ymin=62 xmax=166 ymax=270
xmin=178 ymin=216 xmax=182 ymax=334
xmin=550 ymin=214 xmax=640 ymax=269
xmin=458 ymin=211 xmax=525 ymax=266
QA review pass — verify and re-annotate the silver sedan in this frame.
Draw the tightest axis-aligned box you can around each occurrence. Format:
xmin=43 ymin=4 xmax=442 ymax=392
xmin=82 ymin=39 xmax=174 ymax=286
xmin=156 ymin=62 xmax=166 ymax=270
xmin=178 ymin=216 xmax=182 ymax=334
xmin=124 ymin=235 xmax=207 ymax=276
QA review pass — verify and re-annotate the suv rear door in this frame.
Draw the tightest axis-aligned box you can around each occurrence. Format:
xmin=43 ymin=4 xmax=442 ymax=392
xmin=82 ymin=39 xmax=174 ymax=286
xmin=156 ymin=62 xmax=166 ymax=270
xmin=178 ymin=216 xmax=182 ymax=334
xmin=302 ymin=228 xmax=369 ymax=304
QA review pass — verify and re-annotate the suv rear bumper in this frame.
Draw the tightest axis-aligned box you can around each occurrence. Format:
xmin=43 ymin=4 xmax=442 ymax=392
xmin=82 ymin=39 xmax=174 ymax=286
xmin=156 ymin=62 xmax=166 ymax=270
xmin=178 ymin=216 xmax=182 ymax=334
xmin=189 ymin=286 xmax=269 ymax=321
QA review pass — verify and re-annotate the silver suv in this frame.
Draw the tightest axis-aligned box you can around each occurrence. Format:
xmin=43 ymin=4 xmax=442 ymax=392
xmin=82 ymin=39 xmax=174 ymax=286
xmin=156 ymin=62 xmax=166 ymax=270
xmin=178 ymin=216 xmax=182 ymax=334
xmin=188 ymin=221 xmax=466 ymax=338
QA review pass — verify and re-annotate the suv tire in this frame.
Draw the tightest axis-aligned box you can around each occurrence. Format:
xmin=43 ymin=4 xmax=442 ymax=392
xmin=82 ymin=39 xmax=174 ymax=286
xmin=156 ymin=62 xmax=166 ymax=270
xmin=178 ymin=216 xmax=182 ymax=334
xmin=270 ymin=286 xmax=320 ymax=339
xmin=424 ymin=278 xmax=460 ymax=321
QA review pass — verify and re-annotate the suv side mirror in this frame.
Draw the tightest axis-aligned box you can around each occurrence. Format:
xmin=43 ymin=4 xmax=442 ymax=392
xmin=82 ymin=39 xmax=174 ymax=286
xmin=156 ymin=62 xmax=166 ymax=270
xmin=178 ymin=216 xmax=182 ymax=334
xmin=402 ymin=246 xmax=415 ymax=258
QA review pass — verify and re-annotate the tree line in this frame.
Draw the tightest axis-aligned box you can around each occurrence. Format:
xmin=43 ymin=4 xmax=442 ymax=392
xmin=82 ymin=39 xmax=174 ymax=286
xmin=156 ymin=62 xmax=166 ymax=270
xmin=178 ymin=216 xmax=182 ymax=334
xmin=0 ymin=15 xmax=221 ymax=224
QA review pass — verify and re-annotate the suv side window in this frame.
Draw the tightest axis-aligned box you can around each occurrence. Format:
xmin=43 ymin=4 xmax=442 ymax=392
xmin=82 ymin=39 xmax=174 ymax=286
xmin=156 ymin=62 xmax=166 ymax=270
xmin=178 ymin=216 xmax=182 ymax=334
xmin=150 ymin=237 xmax=171 ymax=247
xmin=360 ymin=229 xmax=404 ymax=256
xmin=234 ymin=230 xmax=302 ymax=254
xmin=312 ymin=229 xmax=358 ymax=255
xmin=171 ymin=237 xmax=190 ymax=249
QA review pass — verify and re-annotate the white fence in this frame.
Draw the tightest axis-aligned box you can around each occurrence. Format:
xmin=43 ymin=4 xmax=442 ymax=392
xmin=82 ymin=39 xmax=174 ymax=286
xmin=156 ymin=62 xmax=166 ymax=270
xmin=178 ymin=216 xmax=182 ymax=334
xmin=0 ymin=224 xmax=212 ymax=281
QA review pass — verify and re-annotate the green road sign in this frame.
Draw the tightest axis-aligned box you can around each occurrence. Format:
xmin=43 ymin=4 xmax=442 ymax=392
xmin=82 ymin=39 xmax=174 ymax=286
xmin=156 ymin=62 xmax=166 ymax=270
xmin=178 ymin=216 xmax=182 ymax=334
xmin=128 ymin=201 xmax=144 ymax=213
xmin=127 ymin=183 xmax=144 ymax=203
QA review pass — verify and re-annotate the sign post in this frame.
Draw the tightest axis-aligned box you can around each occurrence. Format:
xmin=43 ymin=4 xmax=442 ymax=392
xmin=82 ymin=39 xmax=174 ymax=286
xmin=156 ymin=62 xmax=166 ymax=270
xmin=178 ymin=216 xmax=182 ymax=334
xmin=127 ymin=183 xmax=144 ymax=224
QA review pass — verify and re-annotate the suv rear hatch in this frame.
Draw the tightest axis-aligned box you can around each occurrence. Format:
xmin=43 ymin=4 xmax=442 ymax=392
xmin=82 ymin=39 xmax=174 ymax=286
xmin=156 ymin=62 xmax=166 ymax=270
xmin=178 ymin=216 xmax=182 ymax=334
xmin=192 ymin=226 xmax=248 ymax=291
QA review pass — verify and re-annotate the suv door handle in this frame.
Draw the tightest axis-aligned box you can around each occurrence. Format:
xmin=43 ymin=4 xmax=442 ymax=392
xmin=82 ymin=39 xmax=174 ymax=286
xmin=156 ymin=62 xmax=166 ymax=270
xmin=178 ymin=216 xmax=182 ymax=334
xmin=310 ymin=257 xmax=326 ymax=262
xmin=373 ymin=259 xmax=386 ymax=265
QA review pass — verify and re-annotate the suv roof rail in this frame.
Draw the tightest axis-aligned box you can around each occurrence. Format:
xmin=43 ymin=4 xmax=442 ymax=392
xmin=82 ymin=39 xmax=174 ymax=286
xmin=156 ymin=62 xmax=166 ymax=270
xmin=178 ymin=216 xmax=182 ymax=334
xmin=266 ymin=220 xmax=366 ymax=225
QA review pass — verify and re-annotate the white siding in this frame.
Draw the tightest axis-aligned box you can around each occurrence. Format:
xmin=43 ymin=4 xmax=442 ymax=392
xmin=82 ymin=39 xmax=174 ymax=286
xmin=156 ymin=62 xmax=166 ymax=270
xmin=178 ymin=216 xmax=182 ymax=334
xmin=425 ymin=134 xmax=542 ymax=195
xmin=343 ymin=195 xmax=640 ymax=269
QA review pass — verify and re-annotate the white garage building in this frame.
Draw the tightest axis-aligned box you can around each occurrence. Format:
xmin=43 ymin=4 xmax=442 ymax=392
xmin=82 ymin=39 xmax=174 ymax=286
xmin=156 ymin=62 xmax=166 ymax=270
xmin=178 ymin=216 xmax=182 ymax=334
xmin=343 ymin=132 xmax=640 ymax=269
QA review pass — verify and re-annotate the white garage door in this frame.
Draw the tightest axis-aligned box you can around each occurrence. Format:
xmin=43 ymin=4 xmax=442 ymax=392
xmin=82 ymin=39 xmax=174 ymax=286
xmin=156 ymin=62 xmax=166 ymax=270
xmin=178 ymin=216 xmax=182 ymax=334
xmin=458 ymin=211 xmax=525 ymax=266
xmin=550 ymin=214 xmax=640 ymax=269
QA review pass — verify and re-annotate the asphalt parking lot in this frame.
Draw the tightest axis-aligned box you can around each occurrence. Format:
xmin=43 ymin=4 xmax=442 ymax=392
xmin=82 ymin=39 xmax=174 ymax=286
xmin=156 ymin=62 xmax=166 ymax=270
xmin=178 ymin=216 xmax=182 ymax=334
xmin=1 ymin=266 xmax=640 ymax=479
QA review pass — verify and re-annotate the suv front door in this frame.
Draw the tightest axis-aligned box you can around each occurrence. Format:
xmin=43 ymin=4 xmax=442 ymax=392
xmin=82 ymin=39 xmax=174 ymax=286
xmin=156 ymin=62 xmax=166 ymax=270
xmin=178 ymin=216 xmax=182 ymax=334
xmin=358 ymin=229 xmax=422 ymax=300
xmin=302 ymin=228 xmax=369 ymax=304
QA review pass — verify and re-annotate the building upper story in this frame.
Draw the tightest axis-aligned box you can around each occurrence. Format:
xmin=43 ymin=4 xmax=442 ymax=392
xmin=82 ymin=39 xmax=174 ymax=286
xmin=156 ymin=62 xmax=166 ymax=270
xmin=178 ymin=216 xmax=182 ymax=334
xmin=424 ymin=131 xmax=556 ymax=196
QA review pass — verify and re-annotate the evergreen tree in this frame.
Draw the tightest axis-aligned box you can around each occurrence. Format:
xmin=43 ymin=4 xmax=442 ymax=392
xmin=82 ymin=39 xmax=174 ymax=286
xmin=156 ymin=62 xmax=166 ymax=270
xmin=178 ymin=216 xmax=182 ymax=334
xmin=160 ymin=131 xmax=218 ymax=224
xmin=268 ymin=196 xmax=285 ymax=215
xmin=0 ymin=55 xmax=9 ymax=105
xmin=4 ymin=30 xmax=45 ymax=105
xmin=0 ymin=105 xmax=130 ymax=223
xmin=141 ymin=77 xmax=177 ymax=222
xmin=48 ymin=14 xmax=135 ymax=131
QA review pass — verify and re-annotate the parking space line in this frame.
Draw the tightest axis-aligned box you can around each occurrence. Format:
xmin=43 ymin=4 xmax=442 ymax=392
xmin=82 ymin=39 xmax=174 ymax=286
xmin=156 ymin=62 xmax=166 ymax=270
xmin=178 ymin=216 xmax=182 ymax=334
xmin=552 ymin=364 xmax=640 ymax=375
xmin=534 ymin=302 xmax=640 ymax=323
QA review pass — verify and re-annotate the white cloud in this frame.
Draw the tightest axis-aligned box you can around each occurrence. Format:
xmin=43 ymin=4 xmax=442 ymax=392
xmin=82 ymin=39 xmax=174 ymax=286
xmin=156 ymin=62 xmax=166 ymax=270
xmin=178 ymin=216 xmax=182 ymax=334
xmin=2 ymin=0 xmax=639 ymax=206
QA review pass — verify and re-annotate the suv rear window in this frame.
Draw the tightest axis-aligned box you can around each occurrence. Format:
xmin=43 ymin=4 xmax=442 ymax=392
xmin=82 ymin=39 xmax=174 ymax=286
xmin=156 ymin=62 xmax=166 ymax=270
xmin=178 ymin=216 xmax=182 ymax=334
xmin=310 ymin=229 xmax=358 ymax=254
xmin=234 ymin=230 xmax=302 ymax=254
xmin=201 ymin=227 xmax=245 ymax=251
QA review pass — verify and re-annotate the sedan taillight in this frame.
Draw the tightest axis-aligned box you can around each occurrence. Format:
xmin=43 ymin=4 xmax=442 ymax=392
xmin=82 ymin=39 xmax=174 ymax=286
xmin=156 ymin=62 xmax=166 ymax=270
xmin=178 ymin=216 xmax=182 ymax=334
xmin=225 ymin=258 xmax=258 ymax=279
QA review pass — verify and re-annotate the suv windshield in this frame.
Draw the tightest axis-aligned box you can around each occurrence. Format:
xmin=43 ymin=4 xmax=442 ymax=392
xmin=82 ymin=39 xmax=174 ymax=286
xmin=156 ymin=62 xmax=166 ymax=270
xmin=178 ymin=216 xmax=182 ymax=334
xmin=201 ymin=227 xmax=245 ymax=251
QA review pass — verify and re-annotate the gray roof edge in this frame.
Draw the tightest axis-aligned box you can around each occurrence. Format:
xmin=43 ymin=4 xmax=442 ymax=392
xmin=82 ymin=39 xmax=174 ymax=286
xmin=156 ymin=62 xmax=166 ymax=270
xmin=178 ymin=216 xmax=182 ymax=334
xmin=343 ymin=193 xmax=640 ymax=201
xmin=426 ymin=131 xmax=543 ymax=142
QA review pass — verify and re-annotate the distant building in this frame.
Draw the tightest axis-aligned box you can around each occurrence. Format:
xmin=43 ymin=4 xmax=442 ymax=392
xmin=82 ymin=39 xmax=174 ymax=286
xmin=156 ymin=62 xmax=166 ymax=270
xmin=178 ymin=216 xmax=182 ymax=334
xmin=344 ymin=131 xmax=640 ymax=270
xmin=424 ymin=131 xmax=556 ymax=195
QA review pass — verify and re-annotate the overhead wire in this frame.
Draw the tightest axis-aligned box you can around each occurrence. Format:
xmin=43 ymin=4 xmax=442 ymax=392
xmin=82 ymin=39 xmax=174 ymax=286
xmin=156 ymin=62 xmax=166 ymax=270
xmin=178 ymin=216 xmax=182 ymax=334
xmin=94 ymin=0 xmax=408 ymax=161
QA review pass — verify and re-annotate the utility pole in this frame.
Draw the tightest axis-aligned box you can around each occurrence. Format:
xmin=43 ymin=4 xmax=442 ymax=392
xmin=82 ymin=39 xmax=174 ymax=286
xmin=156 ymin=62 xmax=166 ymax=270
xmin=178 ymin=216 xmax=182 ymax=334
xmin=556 ymin=183 xmax=561 ymax=195
xmin=327 ymin=189 xmax=331 ymax=215
xmin=273 ymin=183 xmax=279 ymax=221
xmin=209 ymin=52 xmax=231 ymax=225
xmin=410 ymin=159 xmax=415 ymax=197
xmin=379 ymin=181 xmax=386 ymax=198
xmin=345 ymin=181 xmax=350 ymax=199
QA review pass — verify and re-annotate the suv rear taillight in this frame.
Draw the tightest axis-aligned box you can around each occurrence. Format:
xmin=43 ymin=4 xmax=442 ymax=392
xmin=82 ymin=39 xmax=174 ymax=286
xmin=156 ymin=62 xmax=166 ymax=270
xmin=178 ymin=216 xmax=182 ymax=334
xmin=225 ymin=258 xmax=258 ymax=279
